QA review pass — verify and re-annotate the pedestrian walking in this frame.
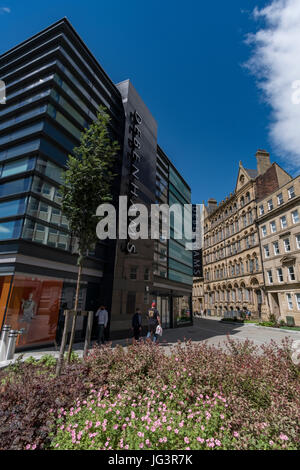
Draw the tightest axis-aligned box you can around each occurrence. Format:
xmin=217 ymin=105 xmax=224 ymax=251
xmin=146 ymin=301 xmax=161 ymax=343
xmin=132 ymin=308 xmax=142 ymax=342
xmin=95 ymin=305 xmax=108 ymax=345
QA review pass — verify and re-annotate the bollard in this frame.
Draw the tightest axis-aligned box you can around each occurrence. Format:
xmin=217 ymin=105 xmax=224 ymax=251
xmin=0 ymin=325 xmax=11 ymax=362
xmin=5 ymin=330 xmax=20 ymax=361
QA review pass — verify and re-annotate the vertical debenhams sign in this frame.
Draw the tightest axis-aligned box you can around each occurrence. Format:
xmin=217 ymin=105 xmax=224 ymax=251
xmin=126 ymin=110 xmax=143 ymax=254
xmin=128 ymin=111 xmax=142 ymax=206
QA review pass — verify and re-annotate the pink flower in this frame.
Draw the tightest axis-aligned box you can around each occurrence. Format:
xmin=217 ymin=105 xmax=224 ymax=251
xmin=184 ymin=437 xmax=190 ymax=444
xmin=233 ymin=432 xmax=239 ymax=438
xmin=174 ymin=429 xmax=179 ymax=434
xmin=139 ymin=443 xmax=144 ymax=449
xmin=197 ymin=437 xmax=204 ymax=443
xmin=279 ymin=433 xmax=288 ymax=441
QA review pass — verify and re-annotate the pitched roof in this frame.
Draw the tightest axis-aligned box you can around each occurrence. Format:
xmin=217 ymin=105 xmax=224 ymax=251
xmin=245 ymin=168 xmax=258 ymax=179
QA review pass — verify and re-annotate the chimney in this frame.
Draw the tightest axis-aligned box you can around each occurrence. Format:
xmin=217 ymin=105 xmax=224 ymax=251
xmin=256 ymin=149 xmax=271 ymax=175
xmin=207 ymin=198 xmax=218 ymax=211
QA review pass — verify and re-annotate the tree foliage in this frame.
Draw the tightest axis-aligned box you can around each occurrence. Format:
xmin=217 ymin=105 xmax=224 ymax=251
xmin=61 ymin=106 xmax=120 ymax=264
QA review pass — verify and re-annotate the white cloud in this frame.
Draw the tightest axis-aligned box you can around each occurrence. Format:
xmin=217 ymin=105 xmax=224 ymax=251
xmin=246 ymin=0 xmax=300 ymax=170
xmin=0 ymin=6 xmax=11 ymax=14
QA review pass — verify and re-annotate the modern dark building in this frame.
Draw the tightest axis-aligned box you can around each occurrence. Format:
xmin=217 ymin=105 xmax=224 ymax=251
xmin=0 ymin=18 xmax=193 ymax=349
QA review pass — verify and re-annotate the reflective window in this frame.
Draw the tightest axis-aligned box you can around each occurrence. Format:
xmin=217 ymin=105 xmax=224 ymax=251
xmin=32 ymin=176 xmax=62 ymax=205
xmin=5 ymin=61 xmax=56 ymax=91
xmin=270 ymin=221 xmax=277 ymax=233
xmin=43 ymin=121 xmax=76 ymax=153
xmin=27 ymin=196 xmax=69 ymax=229
xmin=0 ymin=198 xmax=26 ymax=218
xmin=0 ymin=105 xmax=47 ymax=131
xmin=0 ymin=177 xmax=32 ymax=198
xmin=54 ymin=74 xmax=96 ymax=120
xmin=0 ymin=198 xmax=26 ymax=219
xmin=292 ymin=210 xmax=299 ymax=224
xmin=0 ymin=157 xmax=35 ymax=179
xmin=277 ymin=193 xmax=283 ymax=205
xmin=286 ymin=293 xmax=293 ymax=310
xmin=280 ymin=216 xmax=287 ymax=229
xmin=0 ymin=122 xmax=43 ymax=146
xmin=0 ymin=219 xmax=22 ymax=240
xmin=6 ymin=74 xmax=54 ymax=102
xmin=36 ymin=158 xmax=63 ymax=184
xmin=169 ymin=258 xmax=193 ymax=276
xmin=22 ymin=218 xmax=70 ymax=250
xmin=288 ymin=187 xmax=295 ymax=199
xmin=168 ymin=269 xmax=192 ymax=285
xmin=169 ymin=239 xmax=193 ymax=267
xmin=169 ymin=167 xmax=191 ymax=203
xmin=277 ymin=268 xmax=283 ymax=283
xmin=47 ymin=104 xmax=81 ymax=140
xmin=39 ymin=139 xmax=67 ymax=166
xmin=50 ymin=89 xmax=89 ymax=128
xmin=0 ymin=90 xmax=50 ymax=118
xmin=0 ymin=139 xmax=40 ymax=162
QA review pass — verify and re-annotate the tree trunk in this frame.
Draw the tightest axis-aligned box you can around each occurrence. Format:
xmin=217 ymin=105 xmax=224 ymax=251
xmin=67 ymin=258 xmax=83 ymax=363
xmin=56 ymin=310 xmax=70 ymax=377
xmin=83 ymin=311 xmax=94 ymax=358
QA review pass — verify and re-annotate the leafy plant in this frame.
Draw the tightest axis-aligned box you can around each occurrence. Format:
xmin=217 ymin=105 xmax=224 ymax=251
xmin=58 ymin=106 xmax=120 ymax=369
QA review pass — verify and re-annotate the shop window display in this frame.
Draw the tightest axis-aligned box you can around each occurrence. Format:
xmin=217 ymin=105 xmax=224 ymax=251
xmin=4 ymin=276 xmax=63 ymax=347
xmin=0 ymin=276 xmax=12 ymax=328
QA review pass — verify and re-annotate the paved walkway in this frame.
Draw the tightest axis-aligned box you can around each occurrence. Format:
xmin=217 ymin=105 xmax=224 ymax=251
xmin=1 ymin=318 xmax=299 ymax=368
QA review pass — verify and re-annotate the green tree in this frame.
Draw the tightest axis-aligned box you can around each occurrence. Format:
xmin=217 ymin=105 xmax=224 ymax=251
xmin=56 ymin=106 xmax=120 ymax=374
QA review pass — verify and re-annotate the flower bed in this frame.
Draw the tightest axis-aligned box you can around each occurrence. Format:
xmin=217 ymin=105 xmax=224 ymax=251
xmin=1 ymin=339 xmax=299 ymax=450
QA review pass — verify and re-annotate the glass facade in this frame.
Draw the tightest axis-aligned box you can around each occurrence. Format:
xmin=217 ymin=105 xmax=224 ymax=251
xmin=168 ymin=167 xmax=193 ymax=287
xmin=0 ymin=18 xmax=192 ymax=347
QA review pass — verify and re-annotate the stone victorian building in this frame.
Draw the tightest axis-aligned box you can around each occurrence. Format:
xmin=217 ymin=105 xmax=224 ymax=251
xmin=202 ymin=150 xmax=291 ymax=319
xmin=257 ymin=175 xmax=300 ymax=326
xmin=192 ymin=277 xmax=204 ymax=314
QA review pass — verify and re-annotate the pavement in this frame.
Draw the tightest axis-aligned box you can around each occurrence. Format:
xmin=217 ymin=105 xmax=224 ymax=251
xmin=1 ymin=317 xmax=300 ymax=369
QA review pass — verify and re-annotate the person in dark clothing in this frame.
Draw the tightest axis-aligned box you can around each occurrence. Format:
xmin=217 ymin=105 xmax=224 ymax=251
xmin=132 ymin=308 xmax=142 ymax=342
xmin=146 ymin=301 xmax=161 ymax=343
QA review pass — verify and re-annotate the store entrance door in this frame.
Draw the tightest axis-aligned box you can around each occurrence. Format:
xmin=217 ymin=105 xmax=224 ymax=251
xmin=156 ymin=296 xmax=170 ymax=329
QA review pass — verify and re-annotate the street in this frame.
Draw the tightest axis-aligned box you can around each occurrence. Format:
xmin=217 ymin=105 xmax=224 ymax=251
xmin=8 ymin=317 xmax=300 ymax=366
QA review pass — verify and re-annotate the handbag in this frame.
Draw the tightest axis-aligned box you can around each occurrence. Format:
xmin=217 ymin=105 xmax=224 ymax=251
xmin=155 ymin=325 xmax=163 ymax=336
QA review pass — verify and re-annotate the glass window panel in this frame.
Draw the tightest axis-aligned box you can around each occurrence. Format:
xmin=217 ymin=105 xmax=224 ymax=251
xmin=169 ymin=239 xmax=193 ymax=267
xmin=0 ymin=90 xmax=50 ymax=118
xmin=0 ymin=219 xmax=22 ymax=240
xmin=169 ymin=167 xmax=191 ymax=203
xmin=1 ymin=157 xmax=35 ymax=178
xmin=0 ymin=122 xmax=43 ymax=146
xmin=169 ymin=258 xmax=193 ymax=276
xmin=36 ymin=159 xmax=63 ymax=184
xmin=6 ymin=75 xmax=54 ymax=102
xmin=0 ymin=140 xmax=40 ymax=162
xmin=168 ymin=269 xmax=192 ymax=286
xmin=0 ymin=198 xmax=26 ymax=218
xmin=0 ymin=177 xmax=31 ymax=198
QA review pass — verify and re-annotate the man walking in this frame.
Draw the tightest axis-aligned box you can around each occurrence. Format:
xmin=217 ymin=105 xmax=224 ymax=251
xmin=132 ymin=308 xmax=142 ymax=342
xmin=95 ymin=306 xmax=108 ymax=345
xmin=146 ymin=301 xmax=161 ymax=343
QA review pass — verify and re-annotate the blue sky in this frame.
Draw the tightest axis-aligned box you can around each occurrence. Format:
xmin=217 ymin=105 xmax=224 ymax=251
xmin=1 ymin=0 xmax=297 ymax=204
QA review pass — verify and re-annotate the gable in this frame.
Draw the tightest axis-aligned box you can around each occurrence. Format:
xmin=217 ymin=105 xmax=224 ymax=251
xmin=235 ymin=164 xmax=251 ymax=193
